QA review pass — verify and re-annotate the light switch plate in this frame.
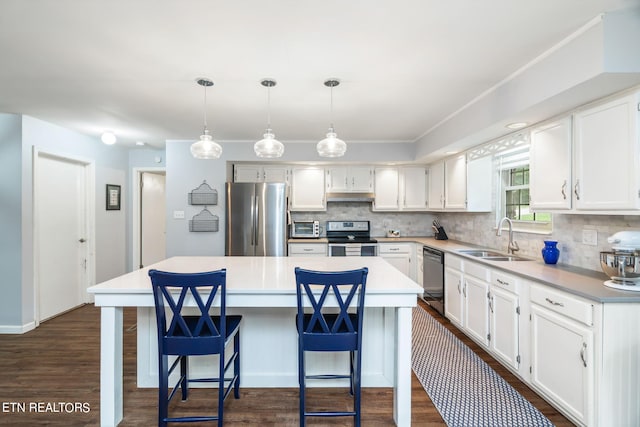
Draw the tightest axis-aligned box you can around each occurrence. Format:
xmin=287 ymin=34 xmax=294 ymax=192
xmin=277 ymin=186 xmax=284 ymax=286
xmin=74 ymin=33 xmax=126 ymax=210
xmin=173 ymin=210 xmax=185 ymax=219
xmin=582 ymin=229 xmax=597 ymax=246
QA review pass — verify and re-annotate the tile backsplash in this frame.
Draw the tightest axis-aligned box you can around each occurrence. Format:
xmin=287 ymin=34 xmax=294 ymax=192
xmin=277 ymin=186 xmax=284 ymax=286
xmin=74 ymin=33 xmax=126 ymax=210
xmin=433 ymin=212 xmax=640 ymax=273
xmin=292 ymin=202 xmax=640 ymax=273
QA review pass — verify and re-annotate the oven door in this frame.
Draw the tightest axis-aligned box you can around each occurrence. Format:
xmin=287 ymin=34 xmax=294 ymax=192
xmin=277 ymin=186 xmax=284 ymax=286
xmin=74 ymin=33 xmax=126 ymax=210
xmin=329 ymin=243 xmax=377 ymax=256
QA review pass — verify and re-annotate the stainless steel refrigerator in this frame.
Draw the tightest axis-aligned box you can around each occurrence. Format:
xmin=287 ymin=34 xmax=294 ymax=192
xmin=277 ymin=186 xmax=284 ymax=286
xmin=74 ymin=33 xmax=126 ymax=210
xmin=225 ymin=182 xmax=287 ymax=256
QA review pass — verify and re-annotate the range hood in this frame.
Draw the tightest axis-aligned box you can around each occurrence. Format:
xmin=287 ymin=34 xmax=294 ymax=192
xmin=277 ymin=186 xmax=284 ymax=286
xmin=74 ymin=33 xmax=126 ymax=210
xmin=325 ymin=192 xmax=375 ymax=202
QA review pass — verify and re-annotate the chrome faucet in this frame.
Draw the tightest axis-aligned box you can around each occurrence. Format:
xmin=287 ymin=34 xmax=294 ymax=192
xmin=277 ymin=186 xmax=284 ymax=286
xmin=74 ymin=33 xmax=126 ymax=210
xmin=496 ymin=217 xmax=519 ymax=254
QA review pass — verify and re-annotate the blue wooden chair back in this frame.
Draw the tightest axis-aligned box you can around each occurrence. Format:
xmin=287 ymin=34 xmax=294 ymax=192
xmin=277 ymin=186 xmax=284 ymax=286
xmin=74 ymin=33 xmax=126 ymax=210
xmin=294 ymin=267 xmax=368 ymax=352
xmin=149 ymin=269 xmax=227 ymax=356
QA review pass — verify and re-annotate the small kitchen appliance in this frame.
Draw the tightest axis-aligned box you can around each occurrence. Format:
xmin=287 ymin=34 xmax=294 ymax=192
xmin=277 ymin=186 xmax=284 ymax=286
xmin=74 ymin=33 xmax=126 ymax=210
xmin=601 ymin=231 xmax=640 ymax=291
xmin=291 ymin=220 xmax=320 ymax=238
xmin=326 ymin=220 xmax=377 ymax=256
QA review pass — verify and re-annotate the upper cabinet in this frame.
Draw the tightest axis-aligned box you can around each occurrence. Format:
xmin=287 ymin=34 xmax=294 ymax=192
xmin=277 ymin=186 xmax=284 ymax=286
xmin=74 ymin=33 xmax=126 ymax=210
xmin=427 ymin=154 xmax=492 ymax=212
xmin=530 ymin=91 xmax=640 ymax=213
xmin=373 ymin=166 xmax=428 ymax=211
xmin=290 ymin=167 xmax=326 ymax=211
xmin=373 ymin=167 xmax=400 ymax=210
xmin=234 ymin=164 xmax=290 ymax=184
xmin=530 ymin=116 xmax=573 ymax=210
xmin=574 ymin=92 xmax=640 ymax=211
xmin=326 ymin=166 xmax=373 ymax=193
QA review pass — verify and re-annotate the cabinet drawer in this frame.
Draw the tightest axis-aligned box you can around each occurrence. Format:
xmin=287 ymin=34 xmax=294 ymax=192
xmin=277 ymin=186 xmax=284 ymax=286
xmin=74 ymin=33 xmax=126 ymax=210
xmin=530 ymin=284 xmax=594 ymax=326
xmin=446 ymin=254 xmax=463 ymax=271
xmin=491 ymin=270 xmax=520 ymax=294
xmin=378 ymin=243 xmax=411 ymax=254
xmin=289 ymin=244 xmax=327 ymax=255
xmin=463 ymin=260 xmax=490 ymax=281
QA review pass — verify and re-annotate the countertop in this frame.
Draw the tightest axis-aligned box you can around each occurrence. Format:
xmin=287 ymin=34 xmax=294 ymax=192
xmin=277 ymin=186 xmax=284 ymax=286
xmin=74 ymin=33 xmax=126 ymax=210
xmin=289 ymin=236 xmax=640 ymax=303
xmin=380 ymin=236 xmax=640 ymax=304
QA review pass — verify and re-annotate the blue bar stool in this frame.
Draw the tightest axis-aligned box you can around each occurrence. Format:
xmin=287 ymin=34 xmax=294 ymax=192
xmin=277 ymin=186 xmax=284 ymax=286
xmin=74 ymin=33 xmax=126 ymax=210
xmin=148 ymin=269 xmax=241 ymax=427
xmin=294 ymin=266 xmax=368 ymax=427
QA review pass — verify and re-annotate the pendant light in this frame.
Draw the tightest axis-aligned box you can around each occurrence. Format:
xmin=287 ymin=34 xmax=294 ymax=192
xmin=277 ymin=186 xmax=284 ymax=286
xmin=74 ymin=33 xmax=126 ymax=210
xmin=254 ymin=79 xmax=284 ymax=158
xmin=317 ymin=78 xmax=347 ymax=157
xmin=190 ymin=78 xmax=222 ymax=159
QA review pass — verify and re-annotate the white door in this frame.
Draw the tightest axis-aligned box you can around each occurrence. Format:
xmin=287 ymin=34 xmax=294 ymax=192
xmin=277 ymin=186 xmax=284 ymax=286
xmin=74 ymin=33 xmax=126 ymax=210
xmin=373 ymin=167 xmax=399 ymax=210
xmin=141 ymin=172 xmax=166 ymax=268
xmin=445 ymin=154 xmax=467 ymax=209
xmin=35 ymin=153 xmax=88 ymax=321
xmin=402 ymin=166 xmax=428 ymax=210
xmin=427 ymin=161 xmax=445 ymax=210
xmin=464 ymin=275 xmax=490 ymax=347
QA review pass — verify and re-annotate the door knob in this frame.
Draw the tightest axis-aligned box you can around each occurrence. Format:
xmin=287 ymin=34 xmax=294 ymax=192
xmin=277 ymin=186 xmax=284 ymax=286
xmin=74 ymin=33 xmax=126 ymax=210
xmin=79 ymin=238 xmax=86 ymax=243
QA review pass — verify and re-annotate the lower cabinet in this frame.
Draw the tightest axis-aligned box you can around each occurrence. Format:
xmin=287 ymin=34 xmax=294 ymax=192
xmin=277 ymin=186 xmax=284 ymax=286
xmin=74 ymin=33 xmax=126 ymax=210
xmin=529 ymin=283 xmax=594 ymax=426
xmin=378 ymin=243 xmax=412 ymax=278
xmin=288 ymin=242 xmax=327 ymax=257
xmin=444 ymin=254 xmax=640 ymax=427
xmin=489 ymin=271 xmax=521 ymax=371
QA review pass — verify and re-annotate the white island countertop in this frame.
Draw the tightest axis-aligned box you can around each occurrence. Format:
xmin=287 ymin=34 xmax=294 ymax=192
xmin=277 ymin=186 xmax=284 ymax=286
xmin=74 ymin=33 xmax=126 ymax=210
xmin=89 ymin=255 xmax=422 ymax=303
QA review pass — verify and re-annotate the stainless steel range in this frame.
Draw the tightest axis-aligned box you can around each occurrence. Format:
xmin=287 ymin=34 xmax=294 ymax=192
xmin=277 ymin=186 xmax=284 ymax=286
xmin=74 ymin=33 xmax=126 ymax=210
xmin=326 ymin=221 xmax=377 ymax=257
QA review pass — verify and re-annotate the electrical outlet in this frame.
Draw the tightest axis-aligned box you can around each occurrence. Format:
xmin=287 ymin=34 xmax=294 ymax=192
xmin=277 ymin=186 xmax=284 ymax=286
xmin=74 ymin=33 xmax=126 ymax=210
xmin=173 ymin=210 xmax=185 ymax=219
xmin=582 ymin=229 xmax=598 ymax=246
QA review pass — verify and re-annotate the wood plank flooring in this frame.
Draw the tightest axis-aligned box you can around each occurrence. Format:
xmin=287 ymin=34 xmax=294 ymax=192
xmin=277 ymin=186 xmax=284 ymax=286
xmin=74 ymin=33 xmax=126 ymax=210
xmin=0 ymin=300 xmax=574 ymax=426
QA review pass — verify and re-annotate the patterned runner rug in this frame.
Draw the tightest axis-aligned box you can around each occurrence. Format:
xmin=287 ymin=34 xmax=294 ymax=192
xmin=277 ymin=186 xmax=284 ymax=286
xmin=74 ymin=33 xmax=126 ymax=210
xmin=412 ymin=305 xmax=554 ymax=427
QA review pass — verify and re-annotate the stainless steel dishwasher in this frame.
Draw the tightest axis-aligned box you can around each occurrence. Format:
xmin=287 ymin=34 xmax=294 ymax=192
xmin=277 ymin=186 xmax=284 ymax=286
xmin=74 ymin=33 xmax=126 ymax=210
xmin=422 ymin=246 xmax=445 ymax=316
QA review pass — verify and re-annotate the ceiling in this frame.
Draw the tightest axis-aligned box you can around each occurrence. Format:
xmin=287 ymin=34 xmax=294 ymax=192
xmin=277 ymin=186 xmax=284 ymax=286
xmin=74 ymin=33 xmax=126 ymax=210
xmin=0 ymin=0 xmax=637 ymax=151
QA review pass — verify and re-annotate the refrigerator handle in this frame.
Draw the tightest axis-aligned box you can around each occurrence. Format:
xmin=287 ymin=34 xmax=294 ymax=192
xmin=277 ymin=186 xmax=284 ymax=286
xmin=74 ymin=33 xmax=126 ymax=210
xmin=253 ymin=195 xmax=260 ymax=246
xmin=250 ymin=195 xmax=256 ymax=246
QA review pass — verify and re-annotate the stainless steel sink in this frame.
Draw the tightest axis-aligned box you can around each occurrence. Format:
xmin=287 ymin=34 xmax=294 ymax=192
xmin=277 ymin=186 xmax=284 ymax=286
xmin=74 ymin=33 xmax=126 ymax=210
xmin=457 ymin=249 xmax=530 ymax=262
xmin=482 ymin=256 xmax=529 ymax=262
xmin=458 ymin=249 xmax=504 ymax=257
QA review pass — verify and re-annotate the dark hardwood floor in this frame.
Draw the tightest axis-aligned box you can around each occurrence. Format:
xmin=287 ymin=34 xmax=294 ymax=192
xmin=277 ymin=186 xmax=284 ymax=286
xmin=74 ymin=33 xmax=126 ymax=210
xmin=0 ymin=300 xmax=574 ymax=426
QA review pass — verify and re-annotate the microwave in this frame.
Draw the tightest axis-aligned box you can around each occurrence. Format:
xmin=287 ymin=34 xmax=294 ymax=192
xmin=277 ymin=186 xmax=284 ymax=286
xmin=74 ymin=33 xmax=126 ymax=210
xmin=291 ymin=220 xmax=320 ymax=238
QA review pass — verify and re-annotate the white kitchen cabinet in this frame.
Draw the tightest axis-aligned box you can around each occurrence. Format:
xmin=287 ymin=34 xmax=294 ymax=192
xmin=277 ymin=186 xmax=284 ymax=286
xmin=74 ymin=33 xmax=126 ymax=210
xmin=530 ymin=91 xmax=640 ymax=213
xmin=573 ymin=91 xmax=640 ymax=211
xmin=288 ymin=242 xmax=328 ymax=257
xmin=234 ymin=164 xmax=290 ymax=184
xmin=427 ymin=155 xmax=491 ymax=212
xmin=529 ymin=116 xmax=573 ymax=210
xmin=378 ymin=243 xmax=412 ymax=278
xmin=444 ymin=255 xmax=464 ymax=328
xmin=326 ymin=166 xmax=373 ymax=193
xmin=290 ymin=167 xmax=326 ymax=211
xmin=401 ymin=166 xmax=428 ymax=210
xmin=415 ymin=244 xmax=424 ymax=286
xmin=427 ymin=161 xmax=445 ymax=210
xmin=445 ymin=154 xmax=467 ymax=209
xmin=464 ymin=274 xmax=490 ymax=347
xmin=489 ymin=271 xmax=521 ymax=371
xmin=373 ymin=167 xmax=400 ymax=210
xmin=530 ymin=283 xmax=594 ymax=426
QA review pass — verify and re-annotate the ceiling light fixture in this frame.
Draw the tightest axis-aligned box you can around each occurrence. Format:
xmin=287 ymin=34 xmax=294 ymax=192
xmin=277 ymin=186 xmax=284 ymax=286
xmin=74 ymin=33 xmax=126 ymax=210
xmin=101 ymin=131 xmax=117 ymax=145
xmin=506 ymin=122 xmax=528 ymax=130
xmin=317 ymin=78 xmax=346 ymax=158
xmin=190 ymin=78 xmax=222 ymax=159
xmin=254 ymin=79 xmax=284 ymax=158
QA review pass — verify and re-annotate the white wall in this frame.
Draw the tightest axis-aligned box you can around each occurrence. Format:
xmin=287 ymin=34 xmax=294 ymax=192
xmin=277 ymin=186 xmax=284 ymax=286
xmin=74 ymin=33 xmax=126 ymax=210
xmin=0 ymin=114 xmax=23 ymax=328
xmin=0 ymin=115 xmax=140 ymax=332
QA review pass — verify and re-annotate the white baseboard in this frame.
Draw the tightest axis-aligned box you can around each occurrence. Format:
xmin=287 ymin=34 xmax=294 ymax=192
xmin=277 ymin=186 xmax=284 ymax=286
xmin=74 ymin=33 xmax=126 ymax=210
xmin=0 ymin=321 xmax=36 ymax=334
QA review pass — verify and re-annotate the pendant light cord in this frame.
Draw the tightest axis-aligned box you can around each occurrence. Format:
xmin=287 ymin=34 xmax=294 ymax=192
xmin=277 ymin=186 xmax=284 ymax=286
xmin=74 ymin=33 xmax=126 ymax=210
xmin=329 ymin=84 xmax=334 ymax=130
xmin=267 ymin=85 xmax=272 ymax=130
xmin=203 ymin=84 xmax=208 ymax=132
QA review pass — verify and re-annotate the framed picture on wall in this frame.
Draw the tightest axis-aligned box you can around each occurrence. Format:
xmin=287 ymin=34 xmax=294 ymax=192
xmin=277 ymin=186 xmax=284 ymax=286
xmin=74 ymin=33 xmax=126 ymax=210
xmin=106 ymin=184 xmax=121 ymax=211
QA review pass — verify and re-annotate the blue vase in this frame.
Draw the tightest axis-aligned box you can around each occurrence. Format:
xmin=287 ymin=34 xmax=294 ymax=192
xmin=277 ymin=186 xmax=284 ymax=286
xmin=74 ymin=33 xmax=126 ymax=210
xmin=541 ymin=240 xmax=560 ymax=264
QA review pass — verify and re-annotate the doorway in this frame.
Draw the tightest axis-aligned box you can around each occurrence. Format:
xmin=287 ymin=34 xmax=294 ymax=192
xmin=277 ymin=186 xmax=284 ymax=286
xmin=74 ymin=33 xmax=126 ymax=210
xmin=34 ymin=150 xmax=94 ymax=323
xmin=133 ymin=169 xmax=166 ymax=269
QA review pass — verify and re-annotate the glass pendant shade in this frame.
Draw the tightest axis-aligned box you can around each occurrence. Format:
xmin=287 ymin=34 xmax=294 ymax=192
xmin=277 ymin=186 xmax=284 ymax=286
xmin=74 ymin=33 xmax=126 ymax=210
xmin=254 ymin=129 xmax=284 ymax=158
xmin=317 ymin=127 xmax=347 ymax=157
xmin=190 ymin=129 xmax=222 ymax=159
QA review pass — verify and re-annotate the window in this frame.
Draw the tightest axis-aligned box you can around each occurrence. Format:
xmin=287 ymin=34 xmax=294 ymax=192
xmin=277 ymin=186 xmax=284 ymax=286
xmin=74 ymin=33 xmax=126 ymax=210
xmin=467 ymin=132 xmax=552 ymax=234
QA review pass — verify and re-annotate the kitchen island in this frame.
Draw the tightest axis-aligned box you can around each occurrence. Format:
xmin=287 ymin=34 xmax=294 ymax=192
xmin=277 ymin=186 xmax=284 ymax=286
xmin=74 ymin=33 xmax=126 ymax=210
xmin=88 ymin=256 xmax=422 ymax=427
